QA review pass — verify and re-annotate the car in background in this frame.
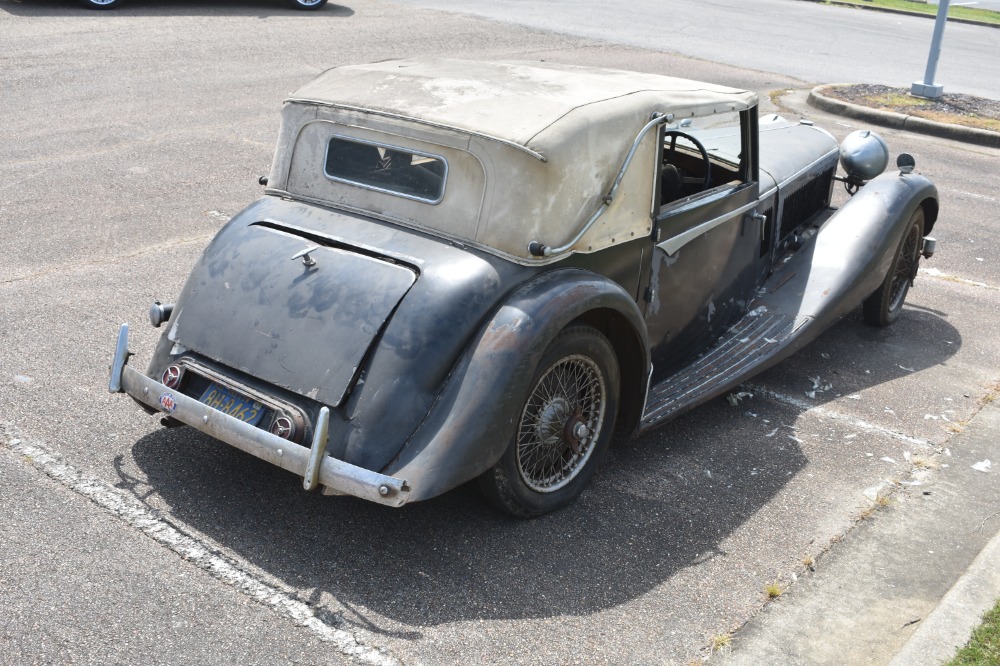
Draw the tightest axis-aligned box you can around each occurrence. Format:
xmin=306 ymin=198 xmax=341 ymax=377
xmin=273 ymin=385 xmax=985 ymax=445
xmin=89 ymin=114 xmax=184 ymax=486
xmin=80 ymin=0 xmax=327 ymax=9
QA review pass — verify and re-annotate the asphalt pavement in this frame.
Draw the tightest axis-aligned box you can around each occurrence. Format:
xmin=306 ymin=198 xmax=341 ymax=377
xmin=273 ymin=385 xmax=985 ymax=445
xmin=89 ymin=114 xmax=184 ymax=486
xmin=2 ymin=1 xmax=999 ymax=664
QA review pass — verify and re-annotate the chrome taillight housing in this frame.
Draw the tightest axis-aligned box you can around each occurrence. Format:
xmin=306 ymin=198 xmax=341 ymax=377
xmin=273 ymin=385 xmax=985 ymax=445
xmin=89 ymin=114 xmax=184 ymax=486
xmin=269 ymin=415 xmax=296 ymax=440
xmin=161 ymin=365 xmax=184 ymax=389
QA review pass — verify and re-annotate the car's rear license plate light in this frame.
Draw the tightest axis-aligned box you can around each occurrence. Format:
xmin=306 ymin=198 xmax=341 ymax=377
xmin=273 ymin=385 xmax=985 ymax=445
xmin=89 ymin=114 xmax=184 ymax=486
xmin=199 ymin=382 xmax=266 ymax=426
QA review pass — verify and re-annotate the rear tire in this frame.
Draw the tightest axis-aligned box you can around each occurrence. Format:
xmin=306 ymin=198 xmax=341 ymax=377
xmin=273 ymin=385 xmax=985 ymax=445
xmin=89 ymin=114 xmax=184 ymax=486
xmin=863 ymin=207 xmax=924 ymax=327
xmin=478 ymin=325 xmax=619 ymax=518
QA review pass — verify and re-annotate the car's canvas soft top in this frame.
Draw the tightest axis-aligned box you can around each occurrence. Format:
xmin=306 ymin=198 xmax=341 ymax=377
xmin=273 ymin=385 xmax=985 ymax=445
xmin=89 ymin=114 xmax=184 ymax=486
xmin=287 ymin=59 xmax=758 ymax=159
xmin=269 ymin=59 xmax=759 ymax=263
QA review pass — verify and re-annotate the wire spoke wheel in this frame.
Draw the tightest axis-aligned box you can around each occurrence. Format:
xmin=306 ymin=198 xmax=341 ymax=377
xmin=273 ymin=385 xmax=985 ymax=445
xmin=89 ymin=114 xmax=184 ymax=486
xmin=886 ymin=222 xmax=921 ymax=313
xmin=478 ymin=325 xmax=619 ymax=518
xmin=516 ymin=354 xmax=606 ymax=492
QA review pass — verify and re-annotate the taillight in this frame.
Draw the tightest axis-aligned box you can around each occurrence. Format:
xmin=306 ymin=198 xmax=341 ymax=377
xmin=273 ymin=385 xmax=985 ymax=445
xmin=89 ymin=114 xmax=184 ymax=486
xmin=269 ymin=415 xmax=295 ymax=440
xmin=161 ymin=365 xmax=184 ymax=389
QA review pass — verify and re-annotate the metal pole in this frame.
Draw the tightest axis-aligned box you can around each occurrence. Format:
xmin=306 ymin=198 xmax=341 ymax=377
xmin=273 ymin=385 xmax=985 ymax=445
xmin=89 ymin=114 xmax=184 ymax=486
xmin=911 ymin=0 xmax=950 ymax=98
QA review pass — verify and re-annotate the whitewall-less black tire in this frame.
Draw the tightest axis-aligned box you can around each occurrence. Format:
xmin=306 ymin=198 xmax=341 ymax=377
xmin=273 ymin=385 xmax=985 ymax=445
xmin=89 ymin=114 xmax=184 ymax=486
xmin=79 ymin=0 xmax=125 ymax=8
xmin=863 ymin=207 xmax=924 ymax=327
xmin=289 ymin=0 xmax=328 ymax=9
xmin=478 ymin=325 xmax=620 ymax=518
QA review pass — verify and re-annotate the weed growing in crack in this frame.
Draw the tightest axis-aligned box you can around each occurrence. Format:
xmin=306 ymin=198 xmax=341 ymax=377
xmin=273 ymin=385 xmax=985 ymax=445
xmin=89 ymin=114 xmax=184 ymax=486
xmin=710 ymin=633 xmax=732 ymax=654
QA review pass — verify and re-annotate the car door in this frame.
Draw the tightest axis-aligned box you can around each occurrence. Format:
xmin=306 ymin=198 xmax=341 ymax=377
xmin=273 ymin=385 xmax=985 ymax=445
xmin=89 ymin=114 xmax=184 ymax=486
xmin=644 ymin=109 xmax=769 ymax=382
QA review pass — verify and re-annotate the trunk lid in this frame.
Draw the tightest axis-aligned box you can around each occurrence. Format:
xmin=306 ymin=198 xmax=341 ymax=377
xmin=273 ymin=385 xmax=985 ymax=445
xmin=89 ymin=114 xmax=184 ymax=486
xmin=170 ymin=221 xmax=417 ymax=406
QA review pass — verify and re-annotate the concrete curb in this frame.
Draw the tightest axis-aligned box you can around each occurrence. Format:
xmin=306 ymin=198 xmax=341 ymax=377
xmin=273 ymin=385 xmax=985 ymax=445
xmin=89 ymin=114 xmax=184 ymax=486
xmin=808 ymin=85 xmax=1000 ymax=149
xmin=797 ymin=0 xmax=1000 ymax=29
xmin=890 ymin=528 xmax=1000 ymax=665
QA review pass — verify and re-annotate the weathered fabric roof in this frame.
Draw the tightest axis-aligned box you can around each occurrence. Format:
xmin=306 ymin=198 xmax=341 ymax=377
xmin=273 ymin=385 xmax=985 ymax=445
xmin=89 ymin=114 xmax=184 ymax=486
xmin=287 ymin=59 xmax=758 ymax=155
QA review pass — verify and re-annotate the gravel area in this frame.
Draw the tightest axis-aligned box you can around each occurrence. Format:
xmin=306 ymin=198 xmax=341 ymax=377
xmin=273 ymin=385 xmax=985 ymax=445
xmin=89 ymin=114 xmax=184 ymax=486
xmin=823 ymin=83 xmax=1000 ymax=132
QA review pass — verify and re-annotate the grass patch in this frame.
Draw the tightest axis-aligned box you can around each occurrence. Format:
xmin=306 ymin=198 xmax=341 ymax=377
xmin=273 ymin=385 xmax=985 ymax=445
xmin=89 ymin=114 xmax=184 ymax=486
xmin=710 ymin=633 xmax=732 ymax=653
xmin=917 ymin=111 xmax=1000 ymax=133
xmin=765 ymin=581 xmax=784 ymax=599
xmin=946 ymin=598 xmax=1000 ymax=665
xmin=829 ymin=0 xmax=1000 ymax=25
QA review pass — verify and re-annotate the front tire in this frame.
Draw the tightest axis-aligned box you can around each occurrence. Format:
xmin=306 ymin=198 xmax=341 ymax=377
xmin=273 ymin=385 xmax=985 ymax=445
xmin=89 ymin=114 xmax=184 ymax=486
xmin=863 ymin=207 xmax=924 ymax=327
xmin=288 ymin=0 xmax=328 ymax=9
xmin=478 ymin=325 xmax=620 ymax=518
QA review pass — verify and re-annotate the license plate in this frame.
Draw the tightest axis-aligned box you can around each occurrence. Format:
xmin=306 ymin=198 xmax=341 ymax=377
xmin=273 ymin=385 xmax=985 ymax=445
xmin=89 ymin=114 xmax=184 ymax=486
xmin=199 ymin=382 xmax=265 ymax=426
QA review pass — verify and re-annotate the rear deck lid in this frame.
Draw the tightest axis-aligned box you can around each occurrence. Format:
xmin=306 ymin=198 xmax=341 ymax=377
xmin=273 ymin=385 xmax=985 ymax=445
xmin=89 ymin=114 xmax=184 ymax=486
xmin=170 ymin=222 xmax=417 ymax=406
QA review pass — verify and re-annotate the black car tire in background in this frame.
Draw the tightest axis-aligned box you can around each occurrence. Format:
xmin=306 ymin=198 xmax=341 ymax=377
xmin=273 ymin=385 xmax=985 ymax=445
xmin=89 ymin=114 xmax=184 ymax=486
xmin=863 ymin=207 xmax=925 ymax=327
xmin=78 ymin=0 xmax=329 ymax=8
xmin=79 ymin=0 xmax=125 ymax=8
xmin=479 ymin=325 xmax=620 ymax=518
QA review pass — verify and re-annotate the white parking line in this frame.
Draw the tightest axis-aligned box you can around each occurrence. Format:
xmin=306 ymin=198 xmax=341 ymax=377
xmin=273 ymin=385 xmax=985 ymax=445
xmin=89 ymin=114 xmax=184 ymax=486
xmin=919 ymin=267 xmax=998 ymax=290
xmin=1 ymin=423 xmax=399 ymax=666
xmin=744 ymin=385 xmax=932 ymax=447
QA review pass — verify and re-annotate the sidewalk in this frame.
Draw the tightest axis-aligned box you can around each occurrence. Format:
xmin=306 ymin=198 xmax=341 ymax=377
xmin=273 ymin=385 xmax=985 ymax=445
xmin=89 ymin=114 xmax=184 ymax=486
xmin=721 ymin=399 xmax=1000 ymax=664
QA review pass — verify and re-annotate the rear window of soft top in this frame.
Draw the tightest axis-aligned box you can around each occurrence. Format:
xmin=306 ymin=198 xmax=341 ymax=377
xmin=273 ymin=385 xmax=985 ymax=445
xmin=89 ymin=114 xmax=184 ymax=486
xmin=324 ymin=136 xmax=447 ymax=204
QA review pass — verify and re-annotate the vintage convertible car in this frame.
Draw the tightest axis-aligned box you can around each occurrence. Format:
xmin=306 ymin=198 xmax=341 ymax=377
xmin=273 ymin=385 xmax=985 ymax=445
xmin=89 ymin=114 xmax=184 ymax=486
xmin=110 ymin=59 xmax=939 ymax=517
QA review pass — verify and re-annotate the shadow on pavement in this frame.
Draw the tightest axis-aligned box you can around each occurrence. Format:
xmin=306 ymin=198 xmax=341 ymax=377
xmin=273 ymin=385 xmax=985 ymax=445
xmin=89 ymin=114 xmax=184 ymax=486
xmin=119 ymin=305 xmax=959 ymax=637
xmin=754 ymin=303 xmax=963 ymax=412
xmin=122 ymin=411 xmax=804 ymax=633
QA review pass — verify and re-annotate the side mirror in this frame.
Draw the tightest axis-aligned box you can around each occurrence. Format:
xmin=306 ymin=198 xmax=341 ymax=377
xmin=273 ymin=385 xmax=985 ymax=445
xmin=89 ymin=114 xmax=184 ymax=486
xmin=896 ymin=153 xmax=916 ymax=175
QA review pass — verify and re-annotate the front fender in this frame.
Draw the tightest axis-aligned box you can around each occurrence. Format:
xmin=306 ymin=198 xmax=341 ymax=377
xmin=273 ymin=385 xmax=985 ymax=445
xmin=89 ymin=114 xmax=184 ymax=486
xmin=755 ymin=170 xmax=938 ymax=360
xmin=383 ymin=269 xmax=649 ymax=502
xmin=814 ymin=170 xmax=937 ymax=325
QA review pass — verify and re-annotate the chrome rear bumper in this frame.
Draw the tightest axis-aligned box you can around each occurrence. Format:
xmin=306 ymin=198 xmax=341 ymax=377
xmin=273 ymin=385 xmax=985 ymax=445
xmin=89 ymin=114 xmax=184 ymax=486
xmin=109 ymin=324 xmax=410 ymax=507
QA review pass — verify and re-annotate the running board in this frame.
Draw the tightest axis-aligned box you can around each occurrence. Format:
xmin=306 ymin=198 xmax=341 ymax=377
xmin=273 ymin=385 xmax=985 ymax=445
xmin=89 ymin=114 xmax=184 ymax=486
xmin=639 ymin=310 xmax=804 ymax=432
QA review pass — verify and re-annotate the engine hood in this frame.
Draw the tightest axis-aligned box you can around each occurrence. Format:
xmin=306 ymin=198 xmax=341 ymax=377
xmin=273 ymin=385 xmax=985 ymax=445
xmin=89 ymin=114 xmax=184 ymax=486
xmin=758 ymin=115 xmax=839 ymax=189
xmin=170 ymin=216 xmax=418 ymax=407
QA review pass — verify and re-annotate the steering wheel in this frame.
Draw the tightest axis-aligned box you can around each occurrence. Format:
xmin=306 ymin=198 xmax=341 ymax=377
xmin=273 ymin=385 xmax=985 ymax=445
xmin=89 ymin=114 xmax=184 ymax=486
xmin=663 ymin=130 xmax=712 ymax=190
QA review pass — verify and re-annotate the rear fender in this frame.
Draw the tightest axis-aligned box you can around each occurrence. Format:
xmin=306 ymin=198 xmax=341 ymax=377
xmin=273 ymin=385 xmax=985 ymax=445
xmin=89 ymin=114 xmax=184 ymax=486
xmin=383 ymin=269 xmax=649 ymax=501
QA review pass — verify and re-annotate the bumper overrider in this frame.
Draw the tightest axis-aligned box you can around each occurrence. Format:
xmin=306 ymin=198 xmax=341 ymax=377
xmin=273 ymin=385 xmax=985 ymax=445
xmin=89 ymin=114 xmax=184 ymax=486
xmin=108 ymin=324 xmax=411 ymax=507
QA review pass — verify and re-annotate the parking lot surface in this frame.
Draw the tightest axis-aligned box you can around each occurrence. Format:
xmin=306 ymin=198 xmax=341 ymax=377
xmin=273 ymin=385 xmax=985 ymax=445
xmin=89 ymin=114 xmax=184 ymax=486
xmin=2 ymin=1 xmax=999 ymax=663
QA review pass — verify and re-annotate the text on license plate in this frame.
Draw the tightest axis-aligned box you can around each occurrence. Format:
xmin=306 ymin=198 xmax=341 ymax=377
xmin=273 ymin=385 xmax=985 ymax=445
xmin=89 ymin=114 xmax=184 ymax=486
xmin=200 ymin=383 xmax=265 ymax=426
